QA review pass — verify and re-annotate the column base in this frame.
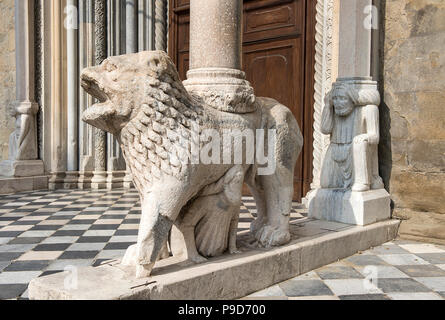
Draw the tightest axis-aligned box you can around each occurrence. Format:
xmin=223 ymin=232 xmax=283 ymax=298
xmin=183 ymin=68 xmax=256 ymax=113
xmin=91 ymin=171 xmax=108 ymax=190
xmin=0 ymin=160 xmax=44 ymax=177
xmin=307 ymin=188 xmax=391 ymax=226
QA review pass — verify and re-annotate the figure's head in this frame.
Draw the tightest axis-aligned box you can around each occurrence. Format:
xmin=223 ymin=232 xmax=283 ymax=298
xmin=331 ymin=84 xmax=356 ymax=116
xmin=80 ymin=50 xmax=186 ymax=135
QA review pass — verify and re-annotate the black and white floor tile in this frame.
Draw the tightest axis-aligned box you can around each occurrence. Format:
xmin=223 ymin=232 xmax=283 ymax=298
xmin=246 ymin=240 xmax=445 ymax=300
xmin=1 ymin=189 xmax=445 ymax=300
xmin=0 ymin=188 xmax=303 ymax=300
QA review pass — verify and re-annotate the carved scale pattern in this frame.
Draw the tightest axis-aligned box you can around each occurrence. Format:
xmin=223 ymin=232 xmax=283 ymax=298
xmin=119 ymin=63 xmax=204 ymax=193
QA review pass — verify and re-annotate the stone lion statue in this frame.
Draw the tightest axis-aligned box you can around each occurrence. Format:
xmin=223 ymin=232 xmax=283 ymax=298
xmin=81 ymin=51 xmax=303 ymax=278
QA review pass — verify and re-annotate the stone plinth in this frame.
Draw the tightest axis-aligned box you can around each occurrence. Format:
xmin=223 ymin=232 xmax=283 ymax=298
xmin=28 ymin=219 xmax=399 ymax=300
xmin=0 ymin=175 xmax=48 ymax=195
xmin=0 ymin=159 xmax=44 ymax=177
xmin=307 ymin=188 xmax=391 ymax=226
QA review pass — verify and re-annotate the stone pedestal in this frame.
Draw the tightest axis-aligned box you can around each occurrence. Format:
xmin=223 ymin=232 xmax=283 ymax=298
xmin=307 ymin=188 xmax=391 ymax=226
xmin=28 ymin=219 xmax=400 ymax=300
xmin=0 ymin=160 xmax=44 ymax=178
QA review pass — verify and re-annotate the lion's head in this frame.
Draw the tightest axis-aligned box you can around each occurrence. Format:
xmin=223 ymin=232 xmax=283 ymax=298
xmin=81 ymin=50 xmax=187 ymax=135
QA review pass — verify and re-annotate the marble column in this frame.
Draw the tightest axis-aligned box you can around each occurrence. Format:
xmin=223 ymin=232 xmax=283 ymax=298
xmin=66 ymin=0 xmax=79 ymax=187
xmin=91 ymin=0 xmax=108 ymax=189
xmin=78 ymin=0 xmax=95 ymax=189
xmin=126 ymin=0 xmax=138 ymax=53
xmin=0 ymin=0 xmax=44 ymax=177
xmin=337 ymin=0 xmax=373 ymax=78
xmin=154 ymin=0 xmax=166 ymax=51
xmin=139 ymin=0 xmax=154 ymax=51
xmin=183 ymin=0 xmax=255 ymax=114
xmin=47 ymin=0 xmax=68 ymax=189
xmin=106 ymin=0 xmax=126 ymax=189
xmin=123 ymin=0 xmax=139 ymax=189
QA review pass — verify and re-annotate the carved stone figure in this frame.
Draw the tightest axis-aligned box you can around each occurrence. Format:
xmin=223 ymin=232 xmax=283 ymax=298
xmin=7 ymin=102 xmax=40 ymax=161
xmin=81 ymin=51 xmax=303 ymax=278
xmin=170 ymin=165 xmax=245 ymax=263
xmin=0 ymin=101 xmax=44 ymax=177
xmin=320 ymin=80 xmax=384 ymax=192
xmin=308 ymin=77 xmax=390 ymax=226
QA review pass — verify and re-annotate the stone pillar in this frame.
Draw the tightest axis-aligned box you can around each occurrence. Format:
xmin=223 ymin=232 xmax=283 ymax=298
xmin=337 ymin=0 xmax=372 ymax=78
xmin=139 ymin=0 xmax=154 ymax=51
xmin=0 ymin=0 xmax=44 ymax=177
xmin=67 ymin=0 xmax=79 ymax=173
xmin=309 ymin=0 xmax=335 ymax=191
xmin=183 ymin=0 xmax=255 ymax=114
xmin=154 ymin=0 xmax=167 ymax=51
xmin=106 ymin=0 xmax=126 ymax=189
xmin=91 ymin=0 xmax=108 ymax=189
xmin=123 ymin=0 xmax=139 ymax=188
xmin=78 ymin=0 xmax=95 ymax=189
xmin=126 ymin=0 xmax=138 ymax=53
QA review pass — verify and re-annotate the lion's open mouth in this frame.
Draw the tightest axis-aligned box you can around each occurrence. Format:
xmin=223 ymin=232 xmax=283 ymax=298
xmin=80 ymin=67 xmax=115 ymax=132
xmin=80 ymin=70 xmax=109 ymax=104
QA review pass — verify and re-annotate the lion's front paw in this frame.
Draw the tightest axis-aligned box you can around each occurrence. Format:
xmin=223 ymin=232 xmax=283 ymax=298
xmin=135 ymin=263 xmax=154 ymax=279
xmin=189 ymin=254 xmax=208 ymax=264
xmin=121 ymin=244 xmax=138 ymax=266
xmin=254 ymin=225 xmax=291 ymax=247
xmin=250 ymin=217 xmax=266 ymax=235
xmin=229 ymin=246 xmax=241 ymax=254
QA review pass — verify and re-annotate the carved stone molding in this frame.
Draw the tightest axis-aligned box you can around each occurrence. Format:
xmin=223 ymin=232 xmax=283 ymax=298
xmin=154 ymin=0 xmax=167 ymax=51
xmin=311 ymin=0 xmax=335 ymax=190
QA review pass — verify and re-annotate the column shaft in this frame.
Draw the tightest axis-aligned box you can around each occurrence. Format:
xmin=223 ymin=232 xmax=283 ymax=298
xmin=67 ymin=0 xmax=79 ymax=172
xmin=154 ymin=0 xmax=167 ymax=51
xmin=183 ymin=0 xmax=255 ymax=114
xmin=126 ymin=0 xmax=138 ymax=53
xmin=338 ymin=0 xmax=372 ymax=78
xmin=91 ymin=0 xmax=108 ymax=189
xmin=189 ymin=0 xmax=242 ymax=70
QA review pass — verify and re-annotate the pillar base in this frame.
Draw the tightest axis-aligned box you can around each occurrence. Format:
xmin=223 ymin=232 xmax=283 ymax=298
xmin=0 ymin=159 xmax=44 ymax=177
xmin=91 ymin=171 xmax=108 ymax=190
xmin=307 ymin=188 xmax=391 ymax=226
xmin=183 ymin=68 xmax=256 ymax=113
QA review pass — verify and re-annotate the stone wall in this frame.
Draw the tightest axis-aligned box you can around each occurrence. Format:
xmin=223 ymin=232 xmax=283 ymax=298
xmin=381 ymin=0 xmax=445 ymax=244
xmin=0 ymin=0 xmax=15 ymax=161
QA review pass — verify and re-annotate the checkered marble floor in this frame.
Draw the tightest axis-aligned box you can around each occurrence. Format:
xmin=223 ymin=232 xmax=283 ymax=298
xmin=246 ymin=240 xmax=445 ymax=300
xmin=2 ymin=189 xmax=445 ymax=301
xmin=0 ymin=188 xmax=304 ymax=300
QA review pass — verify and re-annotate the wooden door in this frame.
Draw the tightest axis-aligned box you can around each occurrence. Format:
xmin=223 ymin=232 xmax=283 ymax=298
xmin=168 ymin=0 xmax=316 ymax=201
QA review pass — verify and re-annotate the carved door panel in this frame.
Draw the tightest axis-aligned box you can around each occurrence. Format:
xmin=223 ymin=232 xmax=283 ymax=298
xmin=169 ymin=0 xmax=316 ymax=201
